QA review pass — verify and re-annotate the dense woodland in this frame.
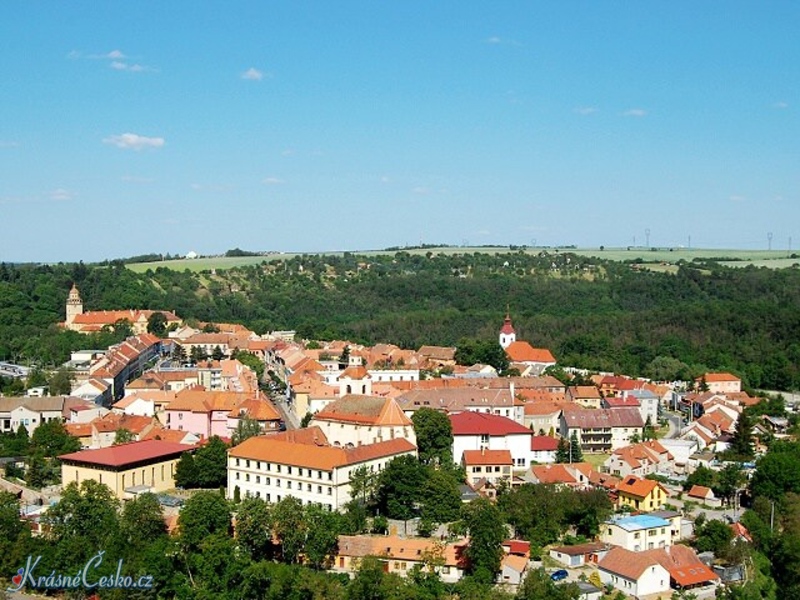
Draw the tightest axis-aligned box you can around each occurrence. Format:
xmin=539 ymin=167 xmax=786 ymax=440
xmin=1 ymin=251 xmax=799 ymax=389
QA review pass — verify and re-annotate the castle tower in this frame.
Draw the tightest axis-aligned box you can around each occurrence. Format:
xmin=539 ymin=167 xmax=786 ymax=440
xmin=66 ymin=284 xmax=83 ymax=326
xmin=499 ymin=311 xmax=516 ymax=349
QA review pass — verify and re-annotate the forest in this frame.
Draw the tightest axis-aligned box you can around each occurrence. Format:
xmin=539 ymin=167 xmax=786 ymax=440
xmin=1 ymin=251 xmax=799 ymax=390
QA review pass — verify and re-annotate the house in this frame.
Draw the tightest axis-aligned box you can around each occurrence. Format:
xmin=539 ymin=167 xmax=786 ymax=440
xmin=567 ymin=386 xmax=603 ymax=409
xmin=309 ymin=395 xmax=416 ymax=447
xmin=59 ymin=440 xmax=195 ymax=499
xmin=417 ymin=345 xmax=457 ymax=368
xmin=686 ymin=485 xmax=723 ymax=507
xmin=333 ymin=535 xmax=467 ymax=583
xmin=530 ymin=436 xmax=558 ymax=463
xmin=616 ymin=475 xmax=670 ymax=511
xmin=604 ymin=440 xmax=673 ymax=479
xmin=227 ymin=427 xmax=416 ymax=510
xmin=549 ymin=542 xmax=611 ymax=567
xmin=596 ymin=546 xmax=671 ymax=597
xmin=526 ymin=462 xmax=594 ymax=489
xmin=498 ymin=553 xmax=528 ymax=585
xmin=462 ymin=449 xmax=513 ymax=487
xmin=560 ymin=408 xmax=644 ymax=453
xmin=90 ymin=413 xmax=161 ymax=448
xmin=650 ymin=509 xmax=685 ymax=544
xmin=622 ymin=389 xmax=660 ymax=426
xmin=523 ymin=401 xmax=567 ymax=435
xmin=165 ymin=389 xmax=281 ymax=439
xmin=699 ymin=373 xmax=742 ymax=395
xmin=397 ymin=388 xmax=524 ymax=424
xmin=601 ymin=514 xmax=673 ymax=551
xmin=0 ymin=396 xmax=94 ymax=435
xmin=450 ymin=412 xmax=533 ymax=467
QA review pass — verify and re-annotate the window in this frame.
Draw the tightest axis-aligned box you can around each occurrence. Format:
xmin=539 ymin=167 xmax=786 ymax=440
xmin=307 ymin=483 xmax=312 ymax=491
xmin=266 ymin=463 xmax=271 ymax=472
xmin=277 ymin=465 xmax=282 ymax=473
xmin=257 ymin=462 xmax=261 ymax=470
xmin=236 ymin=458 xmax=240 ymax=466
xmin=288 ymin=466 xmax=292 ymax=474
xmin=246 ymin=460 xmax=250 ymax=468
xmin=256 ymin=476 xmax=261 ymax=484
xmin=276 ymin=480 xmax=281 ymax=487
xmin=634 ymin=532 xmax=640 ymax=539
xmin=328 ymin=487 xmax=332 ymax=495
xmin=236 ymin=473 xmax=240 ymax=480
xmin=318 ymin=485 xmax=322 ymax=494
xmin=265 ymin=477 xmax=270 ymax=485
xmin=246 ymin=474 xmax=250 ymax=482
xmin=287 ymin=481 xmax=292 ymax=489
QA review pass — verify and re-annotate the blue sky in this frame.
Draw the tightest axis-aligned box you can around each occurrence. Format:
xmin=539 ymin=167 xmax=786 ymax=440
xmin=1 ymin=2 xmax=798 ymax=262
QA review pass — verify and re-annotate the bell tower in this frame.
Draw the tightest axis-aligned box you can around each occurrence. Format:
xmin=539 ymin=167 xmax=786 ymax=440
xmin=499 ymin=309 xmax=516 ymax=349
xmin=66 ymin=284 xmax=83 ymax=326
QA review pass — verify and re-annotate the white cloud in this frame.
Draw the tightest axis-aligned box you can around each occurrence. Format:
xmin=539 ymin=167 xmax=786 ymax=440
xmin=774 ymin=101 xmax=789 ymax=109
xmin=623 ymin=108 xmax=647 ymax=117
xmin=262 ymin=177 xmax=285 ymax=185
xmin=106 ymin=50 xmax=126 ymax=59
xmin=574 ymin=106 xmax=598 ymax=116
xmin=50 ymin=188 xmax=74 ymax=201
xmin=110 ymin=61 xmax=127 ymax=70
xmin=103 ymin=133 xmax=165 ymax=150
xmin=242 ymin=67 xmax=265 ymax=81
xmin=485 ymin=36 xmax=521 ymax=46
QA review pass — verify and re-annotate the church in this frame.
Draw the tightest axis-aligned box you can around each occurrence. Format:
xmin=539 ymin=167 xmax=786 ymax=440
xmin=64 ymin=285 xmax=182 ymax=335
xmin=499 ymin=312 xmax=557 ymax=376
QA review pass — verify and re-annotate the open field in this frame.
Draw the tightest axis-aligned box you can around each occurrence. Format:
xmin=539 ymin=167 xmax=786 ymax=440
xmin=125 ymin=246 xmax=800 ymax=273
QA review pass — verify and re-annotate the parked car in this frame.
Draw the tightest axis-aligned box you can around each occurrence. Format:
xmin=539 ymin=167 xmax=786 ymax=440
xmin=550 ymin=569 xmax=569 ymax=582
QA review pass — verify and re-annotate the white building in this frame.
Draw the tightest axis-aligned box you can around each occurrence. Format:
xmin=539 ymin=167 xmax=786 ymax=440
xmin=597 ymin=547 xmax=671 ymax=598
xmin=600 ymin=514 xmax=673 ymax=552
xmin=560 ymin=408 xmax=644 ymax=453
xmin=227 ymin=427 xmax=416 ymax=510
xmin=450 ymin=412 xmax=533 ymax=468
xmin=309 ymin=395 xmax=416 ymax=448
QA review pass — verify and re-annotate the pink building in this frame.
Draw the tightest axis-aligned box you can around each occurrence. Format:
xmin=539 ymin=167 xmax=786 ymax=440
xmin=165 ymin=389 xmax=280 ymax=439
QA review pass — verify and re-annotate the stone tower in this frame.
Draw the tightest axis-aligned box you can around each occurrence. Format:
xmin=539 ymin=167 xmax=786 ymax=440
xmin=499 ymin=311 xmax=516 ymax=349
xmin=65 ymin=284 xmax=83 ymax=326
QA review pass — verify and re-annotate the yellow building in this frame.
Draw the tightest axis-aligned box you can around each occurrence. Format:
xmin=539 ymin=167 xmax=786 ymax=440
xmin=615 ymin=475 xmax=669 ymax=512
xmin=59 ymin=440 xmax=194 ymax=499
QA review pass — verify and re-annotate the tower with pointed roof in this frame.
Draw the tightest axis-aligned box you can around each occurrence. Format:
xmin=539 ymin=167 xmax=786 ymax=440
xmin=499 ymin=310 xmax=516 ymax=349
xmin=66 ymin=284 xmax=84 ymax=326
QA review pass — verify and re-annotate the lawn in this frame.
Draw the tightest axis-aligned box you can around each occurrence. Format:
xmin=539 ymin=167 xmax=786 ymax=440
xmin=582 ymin=453 xmax=611 ymax=469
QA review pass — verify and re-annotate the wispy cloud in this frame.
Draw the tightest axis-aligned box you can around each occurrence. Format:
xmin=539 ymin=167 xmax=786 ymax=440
xmin=622 ymin=108 xmax=647 ymax=117
xmin=242 ymin=67 xmax=266 ymax=81
xmin=49 ymin=188 xmax=75 ymax=201
xmin=262 ymin=177 xmax=285 ymax=185
xmin=574 ymin=106 xmax=598 ymax=116
xmin=773 ymin=101 xmax=789 ymax=109
xmin=485 ymin=36 xmax=522 ymax=46
xmin=70 ymin=49 xmax=156 ymax=72
xmin=103 ymin=133 xmax=165 ymax=150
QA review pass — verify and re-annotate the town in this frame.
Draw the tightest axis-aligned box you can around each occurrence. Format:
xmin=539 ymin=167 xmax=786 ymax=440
xmin=1 ymin=283 xmax=789 ymax=600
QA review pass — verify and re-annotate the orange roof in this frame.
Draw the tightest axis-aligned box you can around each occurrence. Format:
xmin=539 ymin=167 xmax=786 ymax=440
xmin=616 ymin=475 xmax=668 ymax=499
xmin=339 ymin=366 xmax=369 ymax=380
xmin=65 ymin=423 xmax=93 ymax=437
xmin=463 ymin=449 xmax=513 ymax=466
xmin=599 ymin=546 xmax=667 ymax=581
xmin=314 ymin=395 xmax=411 ymax=427
xmin=687 ymin=485 xmax=713 ymax=499
xmin=337 ymin=534 xmax=466 ymax=567
xmin=168 ymin=389 xmax=268 ymax=413
xmin=227 ymin=397 xmax=281 ymax=422
xmin=702 ymin=372 xmax=740 ymax=383
xmin=229 ymin=427 xmax=416 ymax=470
xmin=505 ymin=341 xmax=556 ymax=364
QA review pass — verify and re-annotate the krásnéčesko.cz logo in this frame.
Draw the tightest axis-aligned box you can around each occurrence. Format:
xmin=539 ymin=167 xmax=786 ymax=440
xmin=8 ymin=552 xmax=154 ymax=592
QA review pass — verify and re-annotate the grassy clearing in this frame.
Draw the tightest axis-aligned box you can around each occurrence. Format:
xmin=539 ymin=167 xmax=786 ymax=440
xmin=582 ymin=453 xmax=611 ymax=469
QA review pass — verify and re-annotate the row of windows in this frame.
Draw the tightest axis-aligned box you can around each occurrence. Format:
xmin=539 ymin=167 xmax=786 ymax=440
xmin=234 ymin=458 xmax=333 ymax=480
xmin=470 ymin=466 xmax=510 ymax=474
xmin=235 ymin=472 xmax=334 ymax=495
xmin=243 ymin=490 xmax=333 ymax=511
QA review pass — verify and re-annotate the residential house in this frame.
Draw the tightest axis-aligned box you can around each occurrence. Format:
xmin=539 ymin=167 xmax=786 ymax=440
xmin=0 ymin=396 xmax=93 ymax=435
xmin=526 ymin=462 xmax=595 ymax=489
xmin=450 ymin=412 xmax=533 ymax=467
xmin=59 ymin=440 xmax=195 ymax=499
xmin=227 ymin=427 xmax=417 ymax=510
xmin=549 ymin=542 xmax=611 ymax=568
xmin=601 ymin=514 xmax=673 ymax=551
xmin=567 ymin=386 xmax=603 ymax=409
xmin=90 ymin=413 xmax=161 ymax=448
xmin=416 ymin=345 xmax=457 ymax=368
xmin=686 ymin=485 xmax=723 ymax=508
xmin=530 ymin=436 xmax=558 ymax=463
xmin=622 ymin=389 xmax=660 ymax=426
xmin=699 ymin=373 xmax=742 ymax=395
xmin=333 ymin=535 xmax=467 ymax=583
xmin=462 ymin=449 xmax=513 ymax=487
xmin=616 ymin=475 xmax=670 ymax=512
xmin=604 ymin=440 xmax=674 ymax=479
xmin=560 ymin=408 xmax=644 ymax=453
xmin=596 ymin=546 xmax=671 ymax=597
xmin=165 ymin=389 xmax=281 ymax=439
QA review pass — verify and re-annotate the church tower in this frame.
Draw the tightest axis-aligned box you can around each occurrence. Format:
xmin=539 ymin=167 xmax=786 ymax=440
xmin=499 ymin=311 xmax=516 ymax=349
xmin=66 ymin=284 xmax=83 ymax=326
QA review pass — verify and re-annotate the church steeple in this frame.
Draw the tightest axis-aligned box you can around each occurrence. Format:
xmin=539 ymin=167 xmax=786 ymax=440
xmin=66 ymin=284 xmax=83 ymax=325
xmin=499 ymin=309 xmax=516 ymax=349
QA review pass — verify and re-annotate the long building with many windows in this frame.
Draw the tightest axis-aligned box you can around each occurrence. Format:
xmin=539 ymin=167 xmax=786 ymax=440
xmin=227 ymin=427 xmax=416 ymax=510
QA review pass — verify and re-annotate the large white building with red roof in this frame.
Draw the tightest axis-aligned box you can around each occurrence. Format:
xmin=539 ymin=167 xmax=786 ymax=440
xmin=450 ymin=412 xmax=534 ymax=468
xmin=64 ymin=285 xmax=181 ymax=334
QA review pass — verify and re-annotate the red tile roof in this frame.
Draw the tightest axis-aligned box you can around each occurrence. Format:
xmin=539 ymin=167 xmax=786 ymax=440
xmin=505 ymin=341 xmax=556 ymax=364
xmin=530 ymin=435 xmax=559 ymax=451
xmin=449 ymin=412 xmax=532 ymax=436
xmin=463 ymin=449 xmax=512 ymax=466
xmin=59 ymin=440 xmax=193 ymax=468
xmin=617 ymin=475 xmax=668 ymax=499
